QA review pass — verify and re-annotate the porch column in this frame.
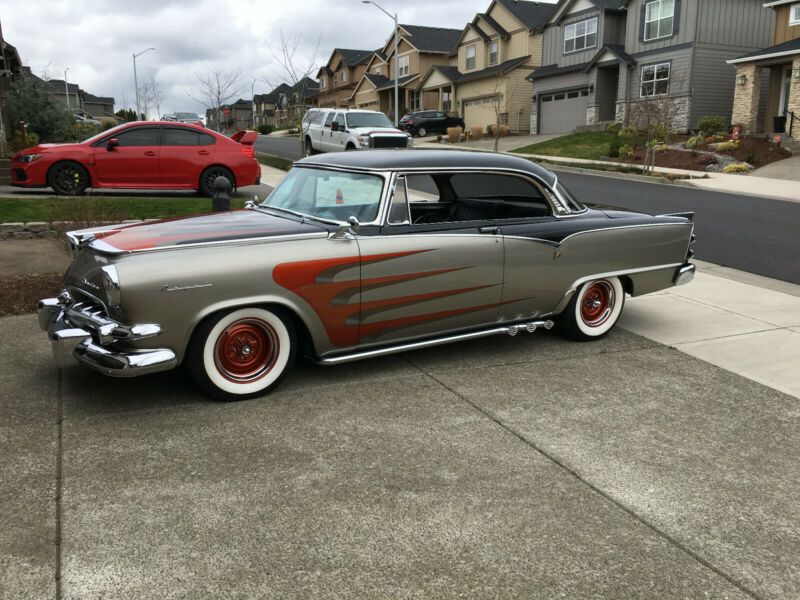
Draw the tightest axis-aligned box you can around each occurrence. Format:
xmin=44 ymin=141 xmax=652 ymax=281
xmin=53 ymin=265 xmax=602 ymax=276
xmin=789 ymin=56 xmax=800 ymax=139
xmin=731 ymin=63 xmax=761 ymax=133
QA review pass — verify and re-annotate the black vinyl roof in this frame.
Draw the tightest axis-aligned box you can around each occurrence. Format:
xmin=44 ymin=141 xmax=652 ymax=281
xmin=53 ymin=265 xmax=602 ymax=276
xmin=400 ymin=24 xmax=463 ymax=53
xmin=297 ymin=149 xmax=556 ymax=184
xmin=496 ymin=0 xmax=558 ymax=31
xmin=732 ymin=38 xmax=800 ymax=62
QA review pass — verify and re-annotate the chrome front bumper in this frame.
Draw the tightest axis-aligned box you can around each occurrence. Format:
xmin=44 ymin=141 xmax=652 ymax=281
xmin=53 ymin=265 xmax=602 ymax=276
xmin=38 ymin=291 xmax=177 ymax=377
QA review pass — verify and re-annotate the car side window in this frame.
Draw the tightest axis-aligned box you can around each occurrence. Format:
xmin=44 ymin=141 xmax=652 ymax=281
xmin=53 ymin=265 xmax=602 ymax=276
xmin=323 ymin=113 xmax=334 ymax=128
xmin=113 ymin=128 xmax=160 ymax=147
xmin=333 ymin=113 xmax=345 ymax=129
xmin=163 ymin=128 xmax=199 ymax=146
xmin=435 ymin=112 xmax=445 ymax=118
xmin=449 ymin=173 xmax=552 ymax=220
xmin=387 ymin=176 xmax=410 ymax=225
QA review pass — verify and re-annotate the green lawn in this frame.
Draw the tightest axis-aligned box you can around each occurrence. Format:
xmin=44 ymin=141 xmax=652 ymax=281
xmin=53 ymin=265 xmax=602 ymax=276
xmin=512 ymin=131 xmax=616 ymax=160
xmin=0 ymin=196 xmax=246 ymax=223
xmin=256 ymin=152 xmax=293 ymax=171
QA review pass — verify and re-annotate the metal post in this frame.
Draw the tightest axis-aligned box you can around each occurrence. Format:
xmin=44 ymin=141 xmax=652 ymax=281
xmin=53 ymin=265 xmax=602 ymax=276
xmin=362 ymin=0 xmax=400 ymax=126
xmin=64 ymin=68 xmax=70 ymax=110
xmin=133 ymin=48 xmax=155 ymax=121
xmin=251 ymin=80 xmax=257 ymax=129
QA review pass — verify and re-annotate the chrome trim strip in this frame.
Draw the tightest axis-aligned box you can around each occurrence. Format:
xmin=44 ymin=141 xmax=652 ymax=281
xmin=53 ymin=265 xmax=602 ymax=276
xmin=90 ymin=232 xmax=329 ymax=255
xmin=317 ymin=319 xmax=554 ymax=365
xmin=73 ymin=341 xmax=177 ymax=378
xmin=674 ymin=264 xmax=696 ymax=286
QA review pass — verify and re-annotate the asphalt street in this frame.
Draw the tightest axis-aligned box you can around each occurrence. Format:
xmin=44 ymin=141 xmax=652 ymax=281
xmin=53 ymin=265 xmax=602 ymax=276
xmin=254 ymin=135 xmax=800 ymax=284
xmin=3 ymin=313 xmax=800 ymax=598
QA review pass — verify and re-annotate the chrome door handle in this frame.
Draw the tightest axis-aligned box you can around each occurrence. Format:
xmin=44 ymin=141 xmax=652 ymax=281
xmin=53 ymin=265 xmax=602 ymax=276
xmin=478 ymin=226 xmax=499 ymax=234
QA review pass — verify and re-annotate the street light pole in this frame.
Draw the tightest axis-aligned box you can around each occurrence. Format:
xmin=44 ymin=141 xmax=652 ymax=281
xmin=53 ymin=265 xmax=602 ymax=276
xmin=362 ymin=0 xmax=399 ymax=126
xmin=64 ymin=68 xmax=70 ymax=110
xmin=132 ymin=47 xmax=156 ymax=121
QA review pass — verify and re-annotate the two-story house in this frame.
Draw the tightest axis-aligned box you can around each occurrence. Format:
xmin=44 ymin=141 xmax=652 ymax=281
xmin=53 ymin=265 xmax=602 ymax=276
xmin=529 ymin=0 xmax=773 ymax=134
xmin=256 ymin=77 xmax=319 ymax=127
xmin=349 ymin=25 xmax=462 ymax=119
xmin=316 ymin=48 xmax=377 ymax=108
xmin=418 ymin=0 xmax=555 ymax=134
xmin=728 ymin=1 xmax=800 ymax=140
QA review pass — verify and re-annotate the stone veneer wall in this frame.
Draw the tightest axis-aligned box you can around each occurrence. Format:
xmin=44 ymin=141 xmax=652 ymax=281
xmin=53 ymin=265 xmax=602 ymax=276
xmin=731 ymin=63 xmax=761 ymax=133
xmin=586 ymin=104 xmax=600 ymax=126
xmin=789 ymin=57 xmax=800 ymax=141
xmin=615 ymin=96 xmax=692 ymax=133
xmin=530 ymin=103 xmax=538 ymax=135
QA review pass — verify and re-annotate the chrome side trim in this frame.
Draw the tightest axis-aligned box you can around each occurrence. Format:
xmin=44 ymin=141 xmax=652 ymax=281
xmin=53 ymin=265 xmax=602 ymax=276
xmin=90 ymin=232 xmax=329 ymax=255
xmin=551 ymin=262 xmax=684 ymax=314
xmin=317 ymin=319 xmax=554 ymax=365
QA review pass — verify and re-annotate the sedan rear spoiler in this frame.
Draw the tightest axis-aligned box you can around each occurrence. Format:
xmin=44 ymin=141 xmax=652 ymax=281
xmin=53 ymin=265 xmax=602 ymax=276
xmin=231 ymin=130 xmax=258 ymax=145
xmin=659 ymin=212 xmax=694 ymax=222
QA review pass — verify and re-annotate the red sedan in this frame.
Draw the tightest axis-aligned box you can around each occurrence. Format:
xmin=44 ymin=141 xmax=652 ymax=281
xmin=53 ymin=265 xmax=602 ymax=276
xmin=10 ymin=122 xmax=260 ymax=196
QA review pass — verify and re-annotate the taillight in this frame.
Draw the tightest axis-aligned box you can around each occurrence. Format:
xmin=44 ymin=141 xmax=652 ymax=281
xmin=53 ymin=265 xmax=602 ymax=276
xmin=407 ymin=118 xmax=414 ymax=124
xmin=240 ymin=145 xmax=255 ymax=158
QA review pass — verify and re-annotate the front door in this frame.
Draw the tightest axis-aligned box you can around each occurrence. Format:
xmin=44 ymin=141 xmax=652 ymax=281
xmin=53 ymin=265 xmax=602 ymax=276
xmin=356 ymin=174 xmax=504 ymax=348
xmin=779 ymin=67 xmax=792 ymax=119
xmin=92 ymin=126 xmax=161 ymax=186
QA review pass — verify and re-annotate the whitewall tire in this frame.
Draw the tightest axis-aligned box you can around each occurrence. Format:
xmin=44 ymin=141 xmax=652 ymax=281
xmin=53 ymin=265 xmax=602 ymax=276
xmin=187 ymin=306 xmax=296 ymax=401
xmin=560 ymin=277 xmax=625 ymax=341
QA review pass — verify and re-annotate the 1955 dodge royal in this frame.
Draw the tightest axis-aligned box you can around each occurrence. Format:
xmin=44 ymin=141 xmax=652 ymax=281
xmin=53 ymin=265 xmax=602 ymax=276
xmin=38 ymin=150 xmax=695 ymax=401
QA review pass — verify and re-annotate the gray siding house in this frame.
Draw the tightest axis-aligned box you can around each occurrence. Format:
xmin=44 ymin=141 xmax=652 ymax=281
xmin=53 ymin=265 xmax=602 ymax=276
xmin=529 ymin=0 xmax=774 ymax=133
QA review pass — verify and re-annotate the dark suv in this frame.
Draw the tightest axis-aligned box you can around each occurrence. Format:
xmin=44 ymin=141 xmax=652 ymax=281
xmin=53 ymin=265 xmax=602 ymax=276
xmin=401 ymin=111 xmax=465 ymax=137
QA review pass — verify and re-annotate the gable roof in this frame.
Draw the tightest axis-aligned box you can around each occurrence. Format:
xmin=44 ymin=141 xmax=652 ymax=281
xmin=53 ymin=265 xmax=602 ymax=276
xmin=527 ymin=61 xmax=590 ymax=80
xmin=584 ymin=44 xmax=634 ymax=71
xmin=421 ymin=55 xmax=531 ymax=87
xmin=548 ymin=0 xmax=626 ymax=24
xmin=727 ymin=37 xmax=800 ymax=64
xmin=337 ymin=48 xmax=378 ymax=66
xmin=44 ymin=78 xmax=80 ymax=94
xmin=397 ymin=24 xmax=463 ymax=54
xmin=475 ymin=13 xmax=510 ymax=39
xmin=494 ymin=0 xmax=557 ymax=31
xmin=83 ymin=91 xmax=115 ymax=104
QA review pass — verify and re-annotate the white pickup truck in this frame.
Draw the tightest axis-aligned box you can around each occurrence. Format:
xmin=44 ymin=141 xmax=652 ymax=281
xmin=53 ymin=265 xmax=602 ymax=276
xmin=301 ymin=108 xmax=412 ymax=156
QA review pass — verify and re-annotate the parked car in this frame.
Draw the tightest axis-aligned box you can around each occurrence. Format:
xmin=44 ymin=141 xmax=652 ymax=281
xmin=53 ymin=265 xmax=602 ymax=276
xmin=175 ymin=112 xmax=204 ymax=126
xmin=301 ymin=108 xmax=411 ymax=156
xmin=400 ymin=110 xmax=465 ymax=137
xmin=161 ymin=113 xmax=178 ymax=122
xmin=38 ymin=150 xmax=696 ymax=401
xmin=10 ymin=122 xmax=260 ymax=196
xmin=73 ymin=114 xmax=103 ymax=127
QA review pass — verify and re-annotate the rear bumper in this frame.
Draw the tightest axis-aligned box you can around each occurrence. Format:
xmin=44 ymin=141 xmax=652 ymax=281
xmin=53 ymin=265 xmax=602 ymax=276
xmin=38 ymin=292 xmax=177 ymax=377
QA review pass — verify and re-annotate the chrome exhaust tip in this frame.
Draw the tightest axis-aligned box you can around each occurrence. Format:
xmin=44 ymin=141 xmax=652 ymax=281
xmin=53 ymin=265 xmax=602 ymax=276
xmin=507 ymin=326 xmax=519 ymax=336
xmin=526 ymin=323 xmax=538 ymax=333
xmin=544 ymin=320 xmax=554 ymax=330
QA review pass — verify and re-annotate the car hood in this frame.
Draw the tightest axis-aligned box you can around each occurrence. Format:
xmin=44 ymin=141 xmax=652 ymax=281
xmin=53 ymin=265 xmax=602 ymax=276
xmin=16 ymin=143 xmax=83 ymax=155
xmin=351 ymin=126 xmax=407 ymax=135
xmin=86 ymin=209 xmax=326 ymax=253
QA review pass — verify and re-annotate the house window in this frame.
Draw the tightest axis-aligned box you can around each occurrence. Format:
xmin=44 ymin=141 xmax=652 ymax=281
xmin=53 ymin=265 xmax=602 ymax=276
xmin=644 ymin=0 xmax=675 ymax=41
xmin=399 ymin=55 xmax=410 ymax=78
xmin=791 ymin=3 xmax=800 ymax=25
xmin=564 ymin=17 xmax=597 ymax=53
xmin=410 ymin=89 xmax=421 ymax=111
xmin=321 ymin=76 xmax=327 ymax=89
xmin=341 ymin=70 xmax=347 ymax=83
xmin=373 ymin=66 xmax=382 ymax=75
xmin=466 ymin=45 xmax=476 ymax=69
xmin=442 ymin=89 xmax=452 ymax=112
xmin=641 ymin=62 xmax=670 ymax=97
xmin=489 ymin=39 xmax=499 ymax=65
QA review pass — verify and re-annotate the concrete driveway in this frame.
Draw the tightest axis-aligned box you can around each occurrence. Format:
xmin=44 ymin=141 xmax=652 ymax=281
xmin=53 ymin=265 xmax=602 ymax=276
xmin=2 ymin=310 xmax=799 ymax=598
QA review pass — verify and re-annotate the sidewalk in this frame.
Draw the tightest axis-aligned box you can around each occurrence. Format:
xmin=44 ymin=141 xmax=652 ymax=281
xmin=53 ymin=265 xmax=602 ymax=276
xmin=417 ymin=138 xmax=800 ymax=203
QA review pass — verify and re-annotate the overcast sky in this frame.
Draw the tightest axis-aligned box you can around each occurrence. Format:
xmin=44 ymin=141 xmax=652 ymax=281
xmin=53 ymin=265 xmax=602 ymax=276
xmin=2 ymin=0 xmax=558 ymax=117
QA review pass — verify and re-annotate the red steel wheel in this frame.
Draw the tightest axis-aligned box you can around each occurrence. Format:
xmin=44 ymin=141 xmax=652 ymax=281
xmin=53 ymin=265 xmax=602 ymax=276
xmin=580 ymin=281 xmax=614 ymax=328
xmin=213 ymin=318 xmax=279 ymax=383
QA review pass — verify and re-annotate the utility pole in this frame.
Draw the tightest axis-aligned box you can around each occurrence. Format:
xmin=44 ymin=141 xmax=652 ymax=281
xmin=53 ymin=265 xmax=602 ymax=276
xmin=133 ymin=47 xmax=155 ymax=120
xmin=64 ymin=67 xmax=70 ymax=109
xmin=362 ymin=0 xmax=399 ymax=126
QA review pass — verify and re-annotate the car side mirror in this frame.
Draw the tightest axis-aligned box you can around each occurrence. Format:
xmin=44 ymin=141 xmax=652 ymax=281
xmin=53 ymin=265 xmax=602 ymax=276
xmin=106 ymin=138 xmax=119 ymax=151
xmin=331 ymin=122 xmax=340 ymax=132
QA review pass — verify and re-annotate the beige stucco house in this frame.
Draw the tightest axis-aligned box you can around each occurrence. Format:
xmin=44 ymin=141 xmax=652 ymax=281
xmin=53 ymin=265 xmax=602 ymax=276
xmin=418 ymin=0 xmax=556 ymax=133
xmin=316 ymin=48 xmax=377 ymax=108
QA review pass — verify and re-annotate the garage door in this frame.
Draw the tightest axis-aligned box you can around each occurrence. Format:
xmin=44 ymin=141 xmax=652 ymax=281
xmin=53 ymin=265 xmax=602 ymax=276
xmin=464 ymin=96 xmax=500 ymax=133
xmin=538 ymin=90 xmax=587 ymax=134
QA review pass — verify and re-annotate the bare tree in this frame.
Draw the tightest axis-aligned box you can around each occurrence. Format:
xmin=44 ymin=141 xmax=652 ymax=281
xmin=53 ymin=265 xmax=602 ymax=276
xmin=478 ymin=73 xmax=525 ymax=152
xmin=189 ymin=64 xmax=244 ymax=131
xmin=265 ymin=30 xmax=321 ymax=155
xmin=143 ymin=74 xmax=167 ymax=120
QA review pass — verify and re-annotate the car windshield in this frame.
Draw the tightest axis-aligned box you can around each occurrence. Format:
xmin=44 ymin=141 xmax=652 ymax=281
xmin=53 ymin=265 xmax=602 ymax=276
xmin=346 ymin=112 xmax=393 ymax=129
xmin=176 ymin=112 xmax=200 ymax=120
xmin=80 ymin=123 xmax=129 ymax=144
xmin=261 ymin=167 xmax=384 ymax=223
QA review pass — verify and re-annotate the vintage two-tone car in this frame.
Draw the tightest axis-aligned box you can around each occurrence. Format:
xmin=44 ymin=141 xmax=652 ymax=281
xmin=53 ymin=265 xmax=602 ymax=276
xmin=38 ymin=150 xmax=695 ymax=401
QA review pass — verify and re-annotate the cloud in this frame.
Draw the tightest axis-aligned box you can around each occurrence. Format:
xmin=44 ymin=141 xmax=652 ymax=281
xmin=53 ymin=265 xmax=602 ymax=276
xmin=1 ymin=0 xmax=556 ymax=116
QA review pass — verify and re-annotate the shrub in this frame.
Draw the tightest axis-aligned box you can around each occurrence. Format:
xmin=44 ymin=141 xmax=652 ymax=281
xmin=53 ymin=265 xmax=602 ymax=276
xmin=706 ymin=134 xmax=726 ymax=144
xmin=686 ymin=135 xmax=705 ymax=148
xmin=8 ymin=132 xmax=40 ymax=153
xmin=653 ymin=143 xmax=669 ymax=153
xmin=608 ymin=136 xmax=621 ymax=158
xmin=257 ymin=124 xmax=273 ymax=135
xmin=60 ymin=122 xmax=101 ymax=143
xmin=618 ymin=126 xmax=638 ymax=141
xmin=497 ymin=124 xmax=509 ymax=138
xmin=606 ymin=122 xmax=621 ymax=134
xmin=447 ymin=127 xmax=463 ymax=143
xmin=714 ymin=140 xmax=739 ymax=151
xmin=698 ymin=115 xmax=726 ymax=136
xmin=721 ymin=162 xmax=751 ymax=174
xmin=100 ymin=118 xmax=118 ymax=131
xmin=470 ymin=126 xmax=484 ymax=140
xmin=619 ymin=144 xmax=635 ymax=158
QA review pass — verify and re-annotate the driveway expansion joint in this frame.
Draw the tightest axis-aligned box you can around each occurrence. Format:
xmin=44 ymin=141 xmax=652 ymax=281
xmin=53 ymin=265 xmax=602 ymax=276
xmin=406 ymin=357 xmax=764 ymax=600
xmin=55 ymin=367 xmax=64 ymax=600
